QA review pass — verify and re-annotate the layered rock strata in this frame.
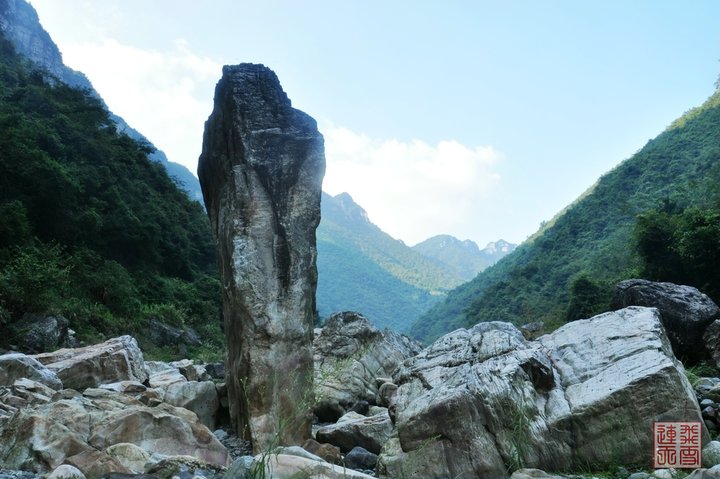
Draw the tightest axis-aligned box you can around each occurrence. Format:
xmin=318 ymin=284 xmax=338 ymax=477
xmin=378 ymin=307 xmax=707 ymax=478
xmin=198 ymin=63 xmax=325 ymax=451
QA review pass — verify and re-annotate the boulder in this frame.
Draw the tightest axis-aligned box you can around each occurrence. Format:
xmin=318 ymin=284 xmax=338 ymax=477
xmin=704 ymin=321 xmax=720 ymax=369
xmin=104 ymin=443 xmax=152 ymax=474
xmin=316 ymin=410 xmax=393 ymax=454
xmin=98 ymin=381 xmax=147 ymax=395
xmin=169 ymin=359 xmax=211 ymax=382
xmin=198 ymin=63 xmax=325 ymax=451
xmin=12 ymin=314 xmax=75 ymax=354
xmin=147 ymin=366 xmax=187 ymax=390
xmin=705 ymin=441 xmax=720 ymax=467
xmin=302 ymin=438 xmax=342 ymax=465
xmin=314 ymin=311 xmax=420 ymax=422
xmin=205 ymin=362 xmax=225 ymax=380
xmin=46 ymin=465 xmax=85 ymax=479
xmin=251 ymin=453 xmax=375 ymax=479
xmin=162 ymin=381 xmax=219 ymax=430
xmin=612 ymin=279 xmax=720 ymax=363
xmin=344 ymin=446 xmax=378 ymax=471
xmin=0 ymin=388 xmax=229 ymax=475
xmin=145 ymin=455 xmax=227 ymax=479
xmin=64 ymin=450 xmax=131 ymax=478
xmin=147 ymin=318 xmax=202 ymax=351
xmin=0 ymin=353 xmax=62 ymax=390
xmin=510 ymin=469 xmax=567 ymax=479
xmin=378 ymin=307 xmax=706 ymax=478
xmin=33 ymin=336 xmax=148 ymax=390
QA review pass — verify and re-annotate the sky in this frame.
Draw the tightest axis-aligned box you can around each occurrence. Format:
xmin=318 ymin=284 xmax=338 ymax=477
xmin=29 ymin=0 xmax=720 ymax=247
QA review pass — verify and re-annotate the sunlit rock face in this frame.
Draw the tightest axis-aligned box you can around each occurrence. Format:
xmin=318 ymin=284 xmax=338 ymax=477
xmin=378 ymin=307 xmax=707 ymax=478
xmin=198 ymin=63 xmax=325 ymax=452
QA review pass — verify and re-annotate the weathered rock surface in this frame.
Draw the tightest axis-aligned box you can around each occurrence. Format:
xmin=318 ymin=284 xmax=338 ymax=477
xmin=0 ymin=388 xmax=229 ymax=475
xmin=252 ymin=453 xmax=375 ymax=479
xmin=314 ymin=311 xmax=420 ymax=422
xmin=163 ymin=380 xmax=219 ymax=430
xmin=104 ymin=443 xmax=152 ymax=474
xmin=12 ymin=314 xmax=76 ymax=354
xmin=46 ymin=465 xmax=85 ymax=479
xmin=612 ymin=279 xmax=720 ymax=363
xmin=302 ymin=438 xmax=342 ymax=465
xmin=0 ymin=353 xmax=62 ymax=390
xmin=198 ymin=63 xmax=325 ymax=451
xmin=378 ymin=307 xmax=706 ymax=478
xmin=145 ymin=455 xmax=227 ymax=479
xmin=344 ymin=446 xmax=379 ymax=472
xmin=0 ymin=378 xmax=56 ymax=425
xmin=316 ymin=410 xmax=393 ymax=454
xmin=704 ymin=321 xmax=720 ymax=370
xmin=33 ymin=336 xmax=148 ymax=390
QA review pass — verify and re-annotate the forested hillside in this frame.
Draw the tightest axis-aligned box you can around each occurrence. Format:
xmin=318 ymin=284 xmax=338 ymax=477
xmin=0 ymin=33 xmax=222 ymax=357
xmin=316 ymin=192 xmax=461 ymax=331
xmin=412 ymin=87 xmax=720 ymax=343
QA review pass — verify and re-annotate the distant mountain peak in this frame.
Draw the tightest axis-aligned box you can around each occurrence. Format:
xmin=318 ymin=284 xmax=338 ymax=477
xmin=412 ymin=234 xmax=516 ymax=281
xmin=483 ymin=239 xmax=513 ymax=255
xmin=327 ymin=192 xmax=371 ymax=224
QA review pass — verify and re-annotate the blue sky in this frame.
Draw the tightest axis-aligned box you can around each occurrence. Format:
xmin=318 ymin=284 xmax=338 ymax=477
xmin=30 ymin=0 xmax=720 ymax=247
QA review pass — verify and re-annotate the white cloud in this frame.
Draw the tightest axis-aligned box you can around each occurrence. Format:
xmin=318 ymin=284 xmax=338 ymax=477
xmin=322 ymin=126 xmax=502 ymax=245
xmin=59 ymin=37 xmax=222 ymax=174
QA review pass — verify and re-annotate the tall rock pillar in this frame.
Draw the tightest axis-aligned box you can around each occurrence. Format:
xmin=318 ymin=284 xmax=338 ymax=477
xmin=198 ymin=64 xmax=325 ymax=451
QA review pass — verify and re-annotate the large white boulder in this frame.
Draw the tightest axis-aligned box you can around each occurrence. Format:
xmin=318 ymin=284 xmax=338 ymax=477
xmin=378 ymin=307 xmax=706 ymax=478
xmin=33 ymin=336 xmax=147 ymax=390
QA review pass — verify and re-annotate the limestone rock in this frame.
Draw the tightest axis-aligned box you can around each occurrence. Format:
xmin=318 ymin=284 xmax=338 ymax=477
xmin=145 ymin=455 xmax=227 ymax=479
xmin=378 ymin=307 xmax=706 ymax=478
xmin=33 ymin=336 xmax=148 ymax=390
xmin=704 ymin=321 xmax=720 ymax=370
xmin=302 ymin=438 xmax=342 ymax=465
xmin=344 ymin=446 xmax=379 ymax=472
xmin=0 ymin=389 xmax=229 ymax=475
xmin=705 ymin=441 xmax=720 ymax=467
xmin=12 ymin=314 xmax=76 ymax=354
xmin=252 ymin=453 xmax=375 ymax=479
xmin=612 ymin=279 xmax=720 ymax=363
xmin=314 ymin=311 xmax=420 ymax=422
xmin=510 ymin=469 xmax=567 ymax=479
xmin=198 ymin=63 xmax=325 ymax=451
xmin=316 ymin=410 xmax=393 ymax=454
xmin=147 ymin=366 xmax=187 ymax=390
xmin=64 ymin=450 xmax=132 ymax=479
xmin=0 ymin=353 xmax=62 ymax=390
xmin=104 ymin=443 xmax=152 ymax=474
xmin=46 ymin=465 xmax=85 ymax=479
xmin=162 ymin=381 xmax=219 ymax=430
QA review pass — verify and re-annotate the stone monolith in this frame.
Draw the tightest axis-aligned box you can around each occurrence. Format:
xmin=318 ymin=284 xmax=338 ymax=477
xmin=198 ymin=63 xmax=325 ymax=452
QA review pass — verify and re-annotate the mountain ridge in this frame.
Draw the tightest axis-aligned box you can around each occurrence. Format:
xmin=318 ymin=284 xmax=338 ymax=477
xmin=411 ymin=86 xmax=720 ymax=342
xmin=412 ymin=235 xmax=516 ymax=281
xmin=0 ymin=0 xmax=203 ymax=202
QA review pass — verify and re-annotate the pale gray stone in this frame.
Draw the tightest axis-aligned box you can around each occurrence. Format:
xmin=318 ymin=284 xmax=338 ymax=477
xmin=46 ymin=465 xmax=85 ymax=479
xmin=316 ymin=410 xmax=393 ymax=454
xmin=33 ymin=336 xmax=147 ymax=390
xmin=198 ymin=63 xmax=325 ymax=452
xmin=251 ymin=453 xmax=375 ymax=479
xmin=704 ymin=441 xmax=720 ymax=467
xmin=314 ymin=311 xmax=419 ymax=422
xmin=377 ymin=307 xmax=706 ymax=479
xmin=0 ymin=353 xmax=62 ymax=390
xmin=163 ymin=381 xmax=219 ymax=430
